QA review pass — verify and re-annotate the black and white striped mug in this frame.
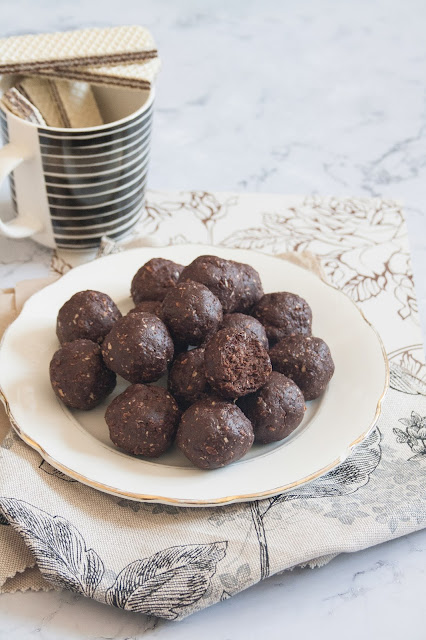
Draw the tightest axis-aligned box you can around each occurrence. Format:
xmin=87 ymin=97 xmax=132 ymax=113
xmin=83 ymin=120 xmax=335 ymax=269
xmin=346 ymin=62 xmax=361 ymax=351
xmin=0 ymin=77 xmax=153 ymax=249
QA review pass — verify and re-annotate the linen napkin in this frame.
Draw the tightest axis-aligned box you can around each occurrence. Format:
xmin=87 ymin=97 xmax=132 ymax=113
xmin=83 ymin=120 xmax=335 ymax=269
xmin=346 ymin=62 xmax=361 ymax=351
xmin=0 ymin=193 xmax=425 ymax=621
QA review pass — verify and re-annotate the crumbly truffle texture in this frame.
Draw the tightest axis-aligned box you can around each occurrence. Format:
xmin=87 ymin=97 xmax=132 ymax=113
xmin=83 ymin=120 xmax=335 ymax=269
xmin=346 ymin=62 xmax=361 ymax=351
xmin=49 ymin=339 xmax=116 ymax=410
xmin=176 ymin=398 xmax=254 ymax=469
xmin=106 ymin=384 xmax=180 ymax=457
xmin=204 ymin=328 xmax=272 ymax=398
xmin=221 ymin=313 xmax=268 ymax=350
xmin=178 ymin=255 xmax=242 ymax=313
xmin=232 ymin=261 xmax=264 ymax=313
xmin=56 ymin=290 xmax=122 ymax=344
xmin=101 ymin=313 xmax=174 ymax=383
xmin=252 ymin=292 xmax=312 ymax=344
xmin=127 ymin=300 xmax=164 ymax=320
xmin=131 ymin=258 xmax=184 ymax=304
xmin=238 ymin=372 xmax=305 ymax=443
xmin=162 ymin=280 xmax=223 ymax=346
xmin=168 ymin=347 xmax=209 ymax=407
xmin=269 ymin=335 xmax=334 ymax=401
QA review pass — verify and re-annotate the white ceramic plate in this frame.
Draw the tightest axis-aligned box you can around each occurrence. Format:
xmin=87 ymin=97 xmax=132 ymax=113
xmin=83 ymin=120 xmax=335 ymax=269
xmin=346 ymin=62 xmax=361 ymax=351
xmin=0 ymin=245 xmax=389 ymax=506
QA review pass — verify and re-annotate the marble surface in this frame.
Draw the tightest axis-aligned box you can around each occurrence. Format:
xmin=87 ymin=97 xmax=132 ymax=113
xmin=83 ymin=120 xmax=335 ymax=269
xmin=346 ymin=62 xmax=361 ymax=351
xmin=0 ymin=1 xmax=425 ymax=638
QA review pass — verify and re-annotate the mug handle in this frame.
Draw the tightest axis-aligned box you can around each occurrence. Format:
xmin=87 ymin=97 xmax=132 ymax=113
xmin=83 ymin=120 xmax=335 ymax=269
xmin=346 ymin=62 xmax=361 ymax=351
xmin=0 ymin=142 xmax=42 ymax=239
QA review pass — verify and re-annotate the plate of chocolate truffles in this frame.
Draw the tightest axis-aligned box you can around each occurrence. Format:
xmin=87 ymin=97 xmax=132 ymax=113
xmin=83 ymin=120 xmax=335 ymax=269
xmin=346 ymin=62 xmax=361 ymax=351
xmin=0 ymin=245 xmax=389 ymax=506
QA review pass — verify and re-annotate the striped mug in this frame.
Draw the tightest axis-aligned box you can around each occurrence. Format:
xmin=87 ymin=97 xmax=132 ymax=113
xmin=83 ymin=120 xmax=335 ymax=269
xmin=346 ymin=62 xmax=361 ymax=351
xmin=0 ymin=76 xmax=153 ymax=249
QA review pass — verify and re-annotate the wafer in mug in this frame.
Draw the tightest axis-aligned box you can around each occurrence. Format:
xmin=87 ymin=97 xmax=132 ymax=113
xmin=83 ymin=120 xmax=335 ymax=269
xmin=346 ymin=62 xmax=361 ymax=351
xmin=1 ymin=87 xmax=46 ymax=125
xmin=16 ymin=77 xmax=103 ymax=128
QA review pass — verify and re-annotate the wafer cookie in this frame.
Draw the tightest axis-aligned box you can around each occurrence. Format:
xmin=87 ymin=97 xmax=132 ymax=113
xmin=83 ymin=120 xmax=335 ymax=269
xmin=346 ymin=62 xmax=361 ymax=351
xmin=17 ymin=77 xmax=103 ymax=128
xmin=1 ymin=86 xmax=46 ymax=125
xmin=0 ymin=26 xmax=157 ymax=74
xmin=36 ymin=57 xmax=161 ymax=90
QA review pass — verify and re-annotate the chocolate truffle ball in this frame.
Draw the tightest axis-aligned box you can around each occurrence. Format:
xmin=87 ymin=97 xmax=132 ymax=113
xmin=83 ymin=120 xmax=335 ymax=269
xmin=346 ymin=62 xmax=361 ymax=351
xmin=270 ymin=335 xmax=334 ymax=400
xmin=127 ymin=302 xmax=188 ymax=356
xmin=56 ymin=290 xmax=122 ymax=345
xmin=127 ymin=300 xmax=164 ymax=320
xmin=176 ymin=398 xmax=254 ymax=469
xmin=232 ymin=261 xmax=264 ymax=313
xmin=238 ymin=372 xmax=305 ymax=443
xmin=168 ymin=347 xmax=209 ymax=408
xmin=106 ymin=384 xmax=180 ymax=458
xmin=162 ymin=280 xmax=223 ymax=346
xmin=131 ymin=258 xmax=184 ymax=304
xmin=127 ymin=300 xmax=187 ymax=358
xmin=178 ymin=255 xmax=242 ymax=313
xmin=102 ymin=313 xmax=174 ymax=383
xmin=49 ymin=339 xmax=116 ymax=410
xmin=221 ymin=313 xmax=268 ymax=350
xmin=204 ymin=328 xmax=272 ymax=399
xmin=252 ymin=292 xmax=312 ymax=345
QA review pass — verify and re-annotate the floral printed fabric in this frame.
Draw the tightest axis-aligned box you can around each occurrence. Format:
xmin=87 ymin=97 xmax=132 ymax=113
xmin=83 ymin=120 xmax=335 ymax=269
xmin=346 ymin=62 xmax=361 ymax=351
xmin=0 ymin=193 xmax=425 ymax=620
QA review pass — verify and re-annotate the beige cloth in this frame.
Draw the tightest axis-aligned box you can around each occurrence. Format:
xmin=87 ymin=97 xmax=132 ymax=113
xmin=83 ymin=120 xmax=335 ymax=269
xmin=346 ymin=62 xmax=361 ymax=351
xmin=0 ymin=279 xmax=58 ymax=593
xmin=0 ymin=193 xmax=425 ymax=620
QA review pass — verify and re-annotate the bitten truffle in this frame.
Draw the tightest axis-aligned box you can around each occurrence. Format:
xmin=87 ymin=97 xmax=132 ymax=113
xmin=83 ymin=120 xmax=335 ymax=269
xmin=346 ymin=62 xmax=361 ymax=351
xmin=162 ymin=280 xmax=223 ymax=346
xmin=238 ymin=371 xmax=305 ymax=443
xmin=131 ymin=258 xmax=184 ymax=304
xmin=232 ymin=261 xmax=264 ymax=312
xmin=204 ymin=328 xmax=272 ymax=398
xmin=252 ymin=292 xmax=312 ymax=345
xmin=270 ymin=335 xmax=335 ymax=400
xmin=49 ymin=339 xmax=116 ymax=410
xmin=56 ymin=290 xmax=122 ymax=344
xmin=176 ymin=397 xmax=254 ymax=469
xmin=168 ymin=347 xmax=209 ymax=408
xmin=221 ymin=313 xmax=268 ymax=350
xmin=127 ymin=300 xmax=164 ymax=320
xmin=178 ymin=255 xmax=242 ymax=313
xmin=102 ymin=313 xmax=174 ymax=383
xmin=106 ymin=384 xmax=180 ymax=457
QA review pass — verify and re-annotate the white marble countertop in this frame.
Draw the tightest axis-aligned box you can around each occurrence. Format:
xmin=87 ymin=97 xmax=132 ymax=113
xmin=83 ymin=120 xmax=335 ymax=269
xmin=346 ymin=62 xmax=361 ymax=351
xmin=0 ymin=1 xmax=425 ymax=638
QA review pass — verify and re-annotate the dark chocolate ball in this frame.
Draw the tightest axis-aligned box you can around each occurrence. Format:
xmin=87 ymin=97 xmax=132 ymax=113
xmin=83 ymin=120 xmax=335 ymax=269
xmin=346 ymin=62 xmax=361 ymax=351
xmin=238 ymin=372 xmax=305 ymax=443
xmin=176 ymin=397 xmax=254 ymax=469
xmin=49 ymin=339 xmax=116 ymax=410
xmin=127 ymin=302 xmax=188 ymax=356
xmin=162 ymin=280 xmax=223 ymax=346
xmin=168 ymin=347 xmax=209 ymax=408
xmin=232 ymin=261 xmax=264 ymax=313
xmin=131 ymin=258 xmax=184 ymax=304
xmin=127 ymin=300 xmax=164 ymax=320
xmin=269 ymin=335 xmax=334 ymax=400
xmin=221 ymin=313 xmax=268 ymax=349
xmin=178 ymin=255 xmax=242 ymax=313
xmin=102 ymin=313 xmax=174 ymax=383
xmin=252 ymin=292 xmax=312 ymax=345
xmin=106 ymin=384 xmax=180 ymax=457
xmin=56 ymin=290 xmax=122 ymax=345
xmin=204 ymin=327 xmax=272 ymax=398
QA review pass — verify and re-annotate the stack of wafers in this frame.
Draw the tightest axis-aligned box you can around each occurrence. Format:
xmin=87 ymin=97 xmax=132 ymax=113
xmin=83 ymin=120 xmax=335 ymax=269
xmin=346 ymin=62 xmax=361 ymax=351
xmin=0 ymin=26 xmax=160 ymax=128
